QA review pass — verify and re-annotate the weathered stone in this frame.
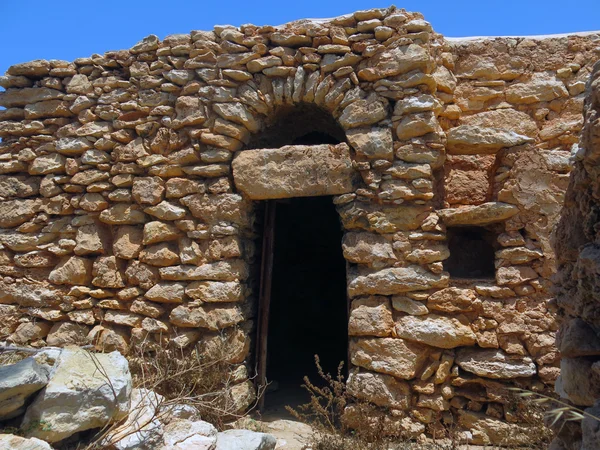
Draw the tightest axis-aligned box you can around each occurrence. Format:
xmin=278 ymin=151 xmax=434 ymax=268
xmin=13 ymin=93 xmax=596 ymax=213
xmin=342 ymin=232 xmax=396 ymax=269
xmin=8 ymin=59 xmax=51 ymax=77
xmin=346 ymin=127 xmax=393 ymax=160
xmin=49 ymin=256 xmax=93 ymax=285
xmin=92 ymin=256 xmax=126 ymax=288
xmin=0 ymin=435 xmax=52 ymax=450
xmin=438 ymin=202 xmax=519 ymax=226
xmin=22 ymin=348 xmax=131 ymax=443
xmin=506 ymin=74 xmax=569 ymax=104
xmin=46 ymin=322 xmax=90 ymax=346
xmin=349 ymin=297 xmax=394 ymax=337
xmin=144 ymin=201 xmax=187 ymax=220
xmin=339 ymin=94 xmax=387 ymax=129
xmin=74 ymin=223 xmax=106 ymax=255
xmin=0 ymin=87 xmax=63 ymax=108
xmin=161 ymin=419 xmax=218 ymax=450
xmin=347 ymin=369 xmax=410 ymax=409
xmin=113 ymin=226 xmax=144 ymax=259
xmin=350 ymin=337 xmax=431 ymax=380
xmin=170 ymin=304 xmax=243 ymax=330
xmin=348 ymin=266 xmax=448 ymax=297
xmin=0 ymin=357 xmax=49 ymax=420
xmin=185 ymin=281 xmax=243 ymax=302
xmin=145 ymin=282 xmax=186 ymax=303
xmin=139 ymin=242 xmax=180 ymax=267
xmin=358 ymin=44 xmax=430 ymax=81
xmin=143 ymin=221 xmax=180 ymax=244
xmin=392 ymin=296 xmax=429 ymax=315
xmin=457 ymin=410 xmax=538 ymax=446
xmin=455 ymin=348 xmax=536 ymax=379
xmin=29 ymin=154 xmax=66 ymax=175
xmin=100 ymin=204 xmax=147 ymax=225
xmin=0 ymin=199 xmax=39 ymax=228
xmin=232 ymin=144 xmax=355 ymax=200
xmin=215 ymin=429 xmax=277 ymax=450
xmin=446 ymin=125 xmax=534 ymax=154
xmin=427 ymin=287 xmax=481 ymax=313
xmin=132 ymin=177 xmax=165 ymax=205
xmin=101 ymin=388 xmax=164 ymax=450
xmin=395 ymin=314 xmax=477 ymax=348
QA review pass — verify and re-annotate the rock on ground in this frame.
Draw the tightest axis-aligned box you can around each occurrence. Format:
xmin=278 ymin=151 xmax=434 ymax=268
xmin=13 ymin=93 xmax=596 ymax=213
xmin=0 ymin=357 xmax=49 ymax=421
xmin=22 ymin=347 xmax=131 ymax=443
xmin=0 ymin=434 xmax=53 ymax=450
xmin=215 ymin=429 xmax=277 ymax=450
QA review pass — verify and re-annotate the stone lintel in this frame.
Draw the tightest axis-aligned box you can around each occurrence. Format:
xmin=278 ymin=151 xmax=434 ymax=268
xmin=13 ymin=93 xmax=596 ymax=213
xmin=232 ymin=143 xmax=356 ymax=200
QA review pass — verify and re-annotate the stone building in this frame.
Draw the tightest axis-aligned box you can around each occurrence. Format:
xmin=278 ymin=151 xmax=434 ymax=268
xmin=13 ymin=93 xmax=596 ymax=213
xmin=0 ymin=6 xmax=599 ymax=445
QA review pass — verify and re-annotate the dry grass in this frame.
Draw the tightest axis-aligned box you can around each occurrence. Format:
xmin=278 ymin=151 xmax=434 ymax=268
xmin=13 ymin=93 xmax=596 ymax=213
xmin=285 ymin=357 xmax=559 ymax=450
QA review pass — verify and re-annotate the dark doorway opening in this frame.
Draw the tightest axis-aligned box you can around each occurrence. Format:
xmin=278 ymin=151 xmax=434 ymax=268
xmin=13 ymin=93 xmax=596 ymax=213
xmin=262 ymin=196 xmax=348 ymax=412
xmin=444 ymin=226 xmax=496 ymax=279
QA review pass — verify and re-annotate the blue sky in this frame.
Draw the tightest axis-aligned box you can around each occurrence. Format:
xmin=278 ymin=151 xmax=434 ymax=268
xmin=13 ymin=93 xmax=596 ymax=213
xmin=1 ymin=0 xmax=599 ymax=76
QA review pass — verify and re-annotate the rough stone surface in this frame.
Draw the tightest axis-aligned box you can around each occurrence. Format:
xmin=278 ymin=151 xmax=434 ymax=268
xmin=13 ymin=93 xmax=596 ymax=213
xmin=232 ymin=144 xmax=355 ymax=199
xmin=0 ymin=358 xmax=49 ymax=420
xmin=22 ymin=348 xmax=131 ymax=443
xmin=215 ymin=429 xmax=277 ymax=450
xmin=0 ymin=9 xmax=596 ymax=445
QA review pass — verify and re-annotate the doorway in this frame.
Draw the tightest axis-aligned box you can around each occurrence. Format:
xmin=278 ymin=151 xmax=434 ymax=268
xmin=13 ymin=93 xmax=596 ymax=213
xmin=257 ymin=196 xmax=348 ymax=412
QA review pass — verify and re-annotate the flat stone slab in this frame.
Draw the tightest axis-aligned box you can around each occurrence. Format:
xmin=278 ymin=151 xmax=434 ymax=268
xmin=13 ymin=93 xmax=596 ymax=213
xmin=438 ymin=202 xmax=519 ymax=226
xmin=446 ymin=125 xmax=533 ymax=154
xmin=232 ymin=144 xmax=356 ymax=200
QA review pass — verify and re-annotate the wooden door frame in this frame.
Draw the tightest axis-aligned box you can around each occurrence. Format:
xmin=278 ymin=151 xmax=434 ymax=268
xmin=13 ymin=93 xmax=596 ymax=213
xmin=256 ymin=200 xmax=276 ymax=411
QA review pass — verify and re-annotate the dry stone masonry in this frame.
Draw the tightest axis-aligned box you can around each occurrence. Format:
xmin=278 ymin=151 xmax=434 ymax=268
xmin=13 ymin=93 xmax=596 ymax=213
xmin=553 ymin=61 xmax=600 ymax=449
xmin=0 ymin=6 xmax=599 ymax=445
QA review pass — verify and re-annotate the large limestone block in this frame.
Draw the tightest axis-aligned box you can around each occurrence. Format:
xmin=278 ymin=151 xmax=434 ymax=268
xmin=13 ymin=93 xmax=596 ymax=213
xmin=0 ymin=357 xmax=49 ymax=420
xmin=0 ymin=435 xmax=52 ymax=450
xmin=0 ymin=87 xmax=63 ymax=108
xmin=215 ymin=429 xmax=277 ymax=450
xmin=160 ymin=419 xmax=218 ymax=450
xmin=395 ymin=314 xmax=477 ymax=348
xmin=22 ymin=348 xmax=132 ymax=443
xmin=455 ymin=348 xmax=536 ymax=379
xmin=438 ymin=202 xmax=519 ymax=226
xmin=347 ymin=369 xmax=410 ymax=409
xmin=446 ymin=125 xmax=533 ymax=154
xmin=232 ymin=144 xmax=355 ymax=200
xmin=505 ymin=74 xmax=569 ymax=104
xmin=350 ymin=337 xmax=431 ymax=380
xmin=347 ymin=266 xmax=448 ymax=297
xmin=460 ymin=109 xmax=538 ymax=138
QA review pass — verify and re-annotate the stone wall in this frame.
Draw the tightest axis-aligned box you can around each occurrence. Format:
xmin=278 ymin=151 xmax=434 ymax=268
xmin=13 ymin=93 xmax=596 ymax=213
xmin=552 ymin=61 xmax=600 ymax=449
xmin=0 ymin=6 xmax=599 ymax=444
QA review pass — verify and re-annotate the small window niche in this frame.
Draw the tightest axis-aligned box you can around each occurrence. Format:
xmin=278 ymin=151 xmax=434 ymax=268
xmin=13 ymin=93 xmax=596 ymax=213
xmin=444 ymin=226 xmax=497 ymax=279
